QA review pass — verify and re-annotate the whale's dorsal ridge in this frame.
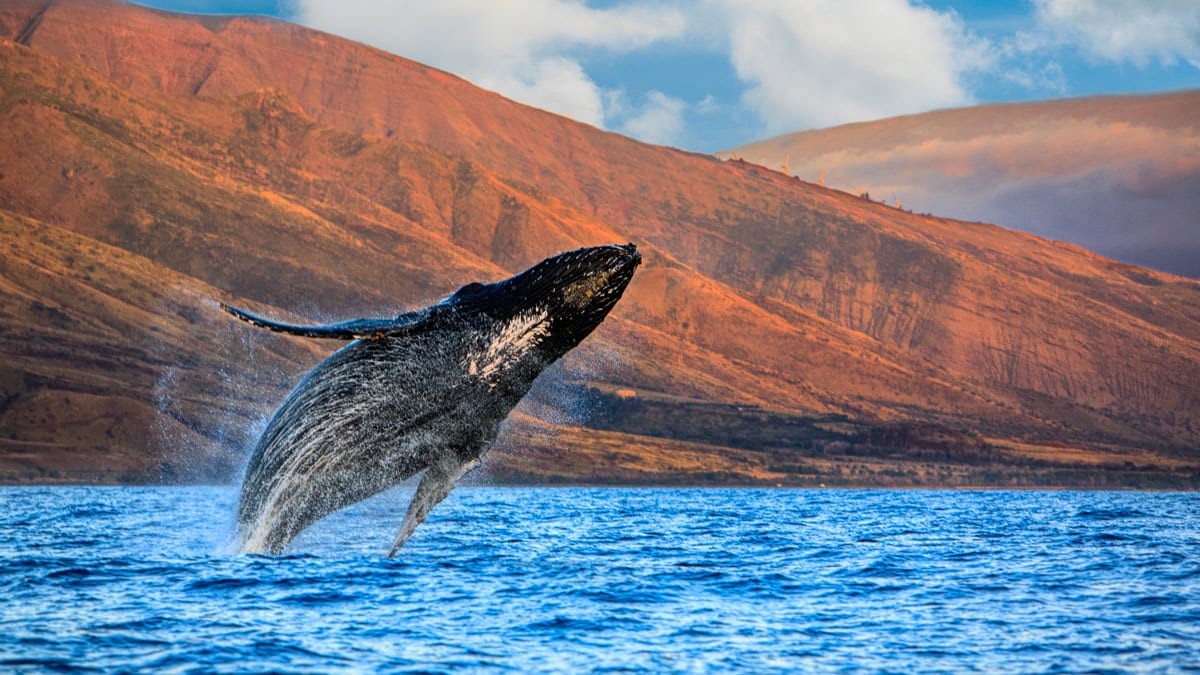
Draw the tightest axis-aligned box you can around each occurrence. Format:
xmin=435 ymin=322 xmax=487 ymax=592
xmin=220 ymin=302 xmax=437 ymax=341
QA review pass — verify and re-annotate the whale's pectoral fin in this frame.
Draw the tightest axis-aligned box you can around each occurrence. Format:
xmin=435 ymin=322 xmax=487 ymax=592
xmin=387 ymin=454 xmax=480 ymax=557
xmin=221 ymin=303 xmax=436 ymax=340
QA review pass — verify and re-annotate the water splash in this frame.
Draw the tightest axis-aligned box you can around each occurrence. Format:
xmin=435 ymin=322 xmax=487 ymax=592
xmin=508 ymin=339 xmax=632 ymax=444
xmin=147 ymin=288 xmax=305 ymax=485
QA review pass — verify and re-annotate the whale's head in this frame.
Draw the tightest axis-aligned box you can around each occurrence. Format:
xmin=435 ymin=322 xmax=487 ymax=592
xmin=446 ymin=243 xmax=641 ymax=367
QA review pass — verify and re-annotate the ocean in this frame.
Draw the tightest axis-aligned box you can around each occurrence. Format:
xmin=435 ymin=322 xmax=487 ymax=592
xmin=1 ymin=486 xmax=1197 ymax=672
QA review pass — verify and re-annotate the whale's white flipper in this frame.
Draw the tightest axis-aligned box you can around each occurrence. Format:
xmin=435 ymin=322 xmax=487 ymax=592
xmin=388 ymin=454 xmax=480 ymax=556
xmin=221 ymin=303 xmax=438 ymax=340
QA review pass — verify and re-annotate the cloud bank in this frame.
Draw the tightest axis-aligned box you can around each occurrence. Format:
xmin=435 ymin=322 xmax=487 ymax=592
xmin=717 ymin=0 xmax=987 ymax=133
xmin=283 ymin=1 xmax=1200 ymax=147
xmin=295 ymin=0 xmax=688 ymax=142
xmin=1033 ymin=0 xmax=1200 ymax=68
xmin=295 ymin=0 xmax=994 ymax=143
xmin=288 ymin=1 xmax=1199 ymax=275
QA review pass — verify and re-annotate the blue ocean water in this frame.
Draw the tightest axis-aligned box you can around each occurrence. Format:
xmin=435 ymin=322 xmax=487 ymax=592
xmin=1 ymin=487 xmax=1197 ymax=673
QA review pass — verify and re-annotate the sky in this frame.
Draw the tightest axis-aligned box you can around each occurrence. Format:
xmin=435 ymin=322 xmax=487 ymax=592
xmin=132 ymin=0 xmax=1200 ymax=153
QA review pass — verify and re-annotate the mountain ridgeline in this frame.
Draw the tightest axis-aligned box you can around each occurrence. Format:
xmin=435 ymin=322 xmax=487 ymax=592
xmin=1 ymin=0 xmax=1198 ymax=487
xmin=723 ymin=90 xmax=1200 ymax=278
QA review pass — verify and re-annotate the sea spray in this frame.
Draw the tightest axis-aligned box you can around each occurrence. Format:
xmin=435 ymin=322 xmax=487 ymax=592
xmin=494 ymin=339 xmax=634 ymax=476
xmin=148 ymin=290 xmax=312 ymax=485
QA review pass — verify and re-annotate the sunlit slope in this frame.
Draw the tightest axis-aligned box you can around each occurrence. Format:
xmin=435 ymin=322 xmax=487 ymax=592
xmin=0 ymin=210 xmax=331 ymax=481
xmin=1 ymin=0 xmax=1198 ymax=485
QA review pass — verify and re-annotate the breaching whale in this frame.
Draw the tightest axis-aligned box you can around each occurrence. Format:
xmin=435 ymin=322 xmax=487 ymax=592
xmin=225 ymin=244 xmax=640 ymax=556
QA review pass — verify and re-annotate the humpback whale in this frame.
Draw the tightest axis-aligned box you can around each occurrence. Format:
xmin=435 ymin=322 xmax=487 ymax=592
xmin=225 ymin=244 xmax=640 ymax=556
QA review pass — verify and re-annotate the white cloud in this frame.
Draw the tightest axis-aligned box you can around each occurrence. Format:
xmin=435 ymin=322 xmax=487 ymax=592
xmin=999 ymin=58 xmax=1068 ymax=94
xmin=618 ymin=91 xmax=688 ymax=145
xmin=486 ymin=56 xmax=607 ymax=126
xmin=295 ymin=0 xmax=686 ymax=128
xmin=713 ymin=0 xmax=991 ymax=133
xmin=1034 ymin=0 xmax=1200 ymax=68
xmin=292 ymin=1 xmax=994 ymax=144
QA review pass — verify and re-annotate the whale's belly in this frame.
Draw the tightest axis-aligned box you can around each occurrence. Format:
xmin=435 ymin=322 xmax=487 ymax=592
xmin=237 ymin=334 xmax=520 ymax=553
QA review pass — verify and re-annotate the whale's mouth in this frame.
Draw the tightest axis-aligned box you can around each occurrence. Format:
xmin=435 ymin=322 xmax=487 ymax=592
xmin=441 ymin=243 xmax=642 ymax=342
xmin=588 ymin=243 xmax=642 ymax=295
xmin=606 ymin=243 xmax=641 ymax=270
xmin=562 ymin=244 xmax=640 ymax=307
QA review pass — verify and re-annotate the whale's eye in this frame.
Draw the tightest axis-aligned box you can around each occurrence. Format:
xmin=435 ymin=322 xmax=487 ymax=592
xmin=452 ymin=282 xmax=487 ymax=299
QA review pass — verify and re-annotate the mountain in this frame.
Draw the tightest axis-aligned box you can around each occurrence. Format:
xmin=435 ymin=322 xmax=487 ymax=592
xmin=722 ymin=91 xmax=1200 ymax=278
xmin=2 ymin=0 xmax=1198 ymax=488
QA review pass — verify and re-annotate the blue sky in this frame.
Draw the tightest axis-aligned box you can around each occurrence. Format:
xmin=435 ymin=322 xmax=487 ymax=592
xmin=134 ymin=1 xmax=1200 ymax=152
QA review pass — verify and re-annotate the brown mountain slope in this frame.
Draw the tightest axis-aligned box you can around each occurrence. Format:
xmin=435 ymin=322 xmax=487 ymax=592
xmin=722 ymin=91 xmax=1200 ymax=278
xmin=1 ymin=0 xmax=1198 ymax=487
xmin=0 ymin=210 xmax=326 ymax=481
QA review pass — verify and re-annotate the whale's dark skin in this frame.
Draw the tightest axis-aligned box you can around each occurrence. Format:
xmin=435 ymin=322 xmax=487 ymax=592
xmin=225 ymin=244 xmax=640 ymax=555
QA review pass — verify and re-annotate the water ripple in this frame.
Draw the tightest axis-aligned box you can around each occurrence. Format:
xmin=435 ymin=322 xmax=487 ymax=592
xmin=1 ymin=487 xmax=1198 ymax=672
